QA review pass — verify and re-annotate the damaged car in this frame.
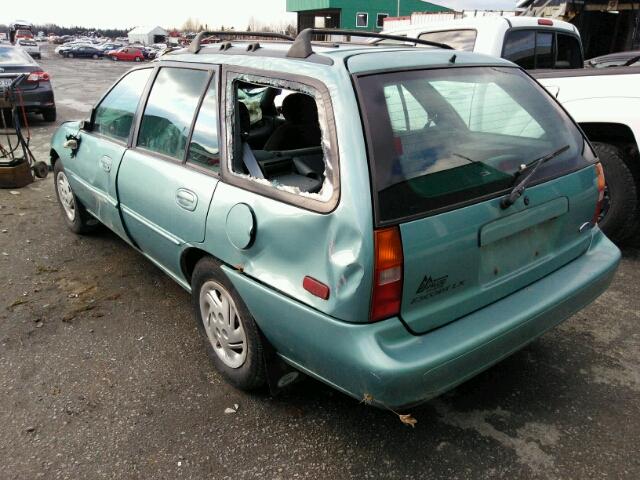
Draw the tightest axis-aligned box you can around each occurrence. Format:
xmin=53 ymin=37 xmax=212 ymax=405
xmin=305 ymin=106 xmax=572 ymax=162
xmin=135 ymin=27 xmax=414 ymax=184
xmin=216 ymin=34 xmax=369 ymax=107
xmin=49 ymin=29 xmax=620 ymax=409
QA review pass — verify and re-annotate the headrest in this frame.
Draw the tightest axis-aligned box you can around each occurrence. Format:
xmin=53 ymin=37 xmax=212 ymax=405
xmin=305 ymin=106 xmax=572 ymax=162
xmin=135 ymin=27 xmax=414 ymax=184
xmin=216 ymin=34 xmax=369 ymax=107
xmin=282 ymin=93 xmax=318 ymax=125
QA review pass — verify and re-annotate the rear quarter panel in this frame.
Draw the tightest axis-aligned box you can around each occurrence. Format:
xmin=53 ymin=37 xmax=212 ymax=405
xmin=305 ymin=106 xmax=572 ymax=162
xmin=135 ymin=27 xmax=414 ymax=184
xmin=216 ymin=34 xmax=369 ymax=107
xmin=195 ymin=56 xmax=375 ymax=323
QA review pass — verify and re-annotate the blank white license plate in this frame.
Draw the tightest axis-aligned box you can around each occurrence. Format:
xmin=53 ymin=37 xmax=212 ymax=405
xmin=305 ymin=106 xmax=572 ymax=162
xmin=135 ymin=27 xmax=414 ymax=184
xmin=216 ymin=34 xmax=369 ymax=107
xmin=0 ymin=79 xmax=11 ymax=87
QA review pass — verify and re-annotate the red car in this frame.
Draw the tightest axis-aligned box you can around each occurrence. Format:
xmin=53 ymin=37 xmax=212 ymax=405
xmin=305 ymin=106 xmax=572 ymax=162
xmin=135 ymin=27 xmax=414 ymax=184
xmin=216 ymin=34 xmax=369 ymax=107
xmin=107 ymin=47 xmax=144 ymax=62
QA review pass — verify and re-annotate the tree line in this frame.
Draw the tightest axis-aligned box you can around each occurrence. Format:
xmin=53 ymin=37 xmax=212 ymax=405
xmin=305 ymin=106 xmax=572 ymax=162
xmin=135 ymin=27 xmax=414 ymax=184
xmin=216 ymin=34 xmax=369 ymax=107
xmin=0 ymin=23 xmax=129 ymax=38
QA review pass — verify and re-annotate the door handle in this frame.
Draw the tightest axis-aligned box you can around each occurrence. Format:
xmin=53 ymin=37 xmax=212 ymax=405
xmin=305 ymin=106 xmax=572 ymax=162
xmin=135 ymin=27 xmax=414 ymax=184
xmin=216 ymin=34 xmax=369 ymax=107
xmin=99 ymin=155 xmax=112 ymax=172
xmin=176 ymin=188 xmax=198 ymax=211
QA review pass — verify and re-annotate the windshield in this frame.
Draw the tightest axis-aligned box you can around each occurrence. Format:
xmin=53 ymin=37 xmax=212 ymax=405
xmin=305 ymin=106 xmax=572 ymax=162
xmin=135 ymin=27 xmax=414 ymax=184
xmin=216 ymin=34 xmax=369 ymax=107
xmin=355 ymin=66 xmax=590 ymax=224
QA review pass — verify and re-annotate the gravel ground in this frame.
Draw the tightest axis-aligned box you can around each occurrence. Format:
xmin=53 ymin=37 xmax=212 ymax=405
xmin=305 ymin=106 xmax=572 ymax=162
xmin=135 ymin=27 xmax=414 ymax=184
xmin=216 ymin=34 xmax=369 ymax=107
xmin=1 ymin=45 xmax=639 ymax=480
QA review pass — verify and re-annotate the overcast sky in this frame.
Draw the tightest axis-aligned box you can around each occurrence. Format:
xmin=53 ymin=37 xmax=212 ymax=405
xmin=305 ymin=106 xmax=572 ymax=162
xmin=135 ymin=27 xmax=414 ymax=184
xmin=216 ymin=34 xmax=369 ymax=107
xmin=2 ymin=0 xmax=518 ymax=30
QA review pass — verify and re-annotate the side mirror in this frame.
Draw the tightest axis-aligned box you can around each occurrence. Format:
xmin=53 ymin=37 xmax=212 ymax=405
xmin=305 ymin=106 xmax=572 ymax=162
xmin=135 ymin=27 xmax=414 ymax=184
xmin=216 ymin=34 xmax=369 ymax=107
xmin=80 ymin=117 xmax=94 ymax=131
xmin=63 ymin=138 xmax=78 ymax=150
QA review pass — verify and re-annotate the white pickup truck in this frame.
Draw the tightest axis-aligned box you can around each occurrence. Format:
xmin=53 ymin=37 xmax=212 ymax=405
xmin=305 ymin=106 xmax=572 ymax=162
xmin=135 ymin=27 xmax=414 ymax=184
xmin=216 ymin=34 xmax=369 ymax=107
xmin=383 ymin=16 xmax=640 ymax=244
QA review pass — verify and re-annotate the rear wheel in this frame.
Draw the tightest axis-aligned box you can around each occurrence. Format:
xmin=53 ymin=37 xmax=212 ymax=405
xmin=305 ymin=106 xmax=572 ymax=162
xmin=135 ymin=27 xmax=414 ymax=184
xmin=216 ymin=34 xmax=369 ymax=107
xmin=42 ymin=108 xmax=57 ymax=122
xmin=593 ymin=142 xmax=639 ymax=244
xmin=53 ymin=161 xmax=98 ymax=234
xmin=192 ymin=257 xmax=267 ymax=390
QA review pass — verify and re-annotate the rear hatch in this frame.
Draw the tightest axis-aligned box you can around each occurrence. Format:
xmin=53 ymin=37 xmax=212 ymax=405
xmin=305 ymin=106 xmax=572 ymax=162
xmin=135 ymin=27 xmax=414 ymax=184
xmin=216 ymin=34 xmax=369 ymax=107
xmin=355 ymin=64 xmax=598 ymax=333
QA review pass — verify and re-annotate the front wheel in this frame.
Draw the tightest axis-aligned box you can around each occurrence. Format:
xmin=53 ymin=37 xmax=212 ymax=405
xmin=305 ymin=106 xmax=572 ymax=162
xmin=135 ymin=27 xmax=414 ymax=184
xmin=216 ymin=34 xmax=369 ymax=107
xmin=192 ymin=257 xmax=267 ymax=390
xmin=592 ymin=142 xmax=639 ymax=244
xmin=53 ymin=161 xmax=98 ymax=234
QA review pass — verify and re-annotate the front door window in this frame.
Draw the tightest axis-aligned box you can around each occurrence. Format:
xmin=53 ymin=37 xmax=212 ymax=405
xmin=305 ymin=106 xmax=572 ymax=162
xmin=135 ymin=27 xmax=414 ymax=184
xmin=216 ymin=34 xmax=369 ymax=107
xmin=93 ymin=68 xmax=152 ymax=142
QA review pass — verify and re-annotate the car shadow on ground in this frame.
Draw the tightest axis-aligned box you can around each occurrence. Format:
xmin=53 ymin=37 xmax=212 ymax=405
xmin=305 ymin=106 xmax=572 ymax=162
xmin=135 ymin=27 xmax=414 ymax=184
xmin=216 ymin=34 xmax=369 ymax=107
xmin=86 ymin=223 xmax=617 ymax=431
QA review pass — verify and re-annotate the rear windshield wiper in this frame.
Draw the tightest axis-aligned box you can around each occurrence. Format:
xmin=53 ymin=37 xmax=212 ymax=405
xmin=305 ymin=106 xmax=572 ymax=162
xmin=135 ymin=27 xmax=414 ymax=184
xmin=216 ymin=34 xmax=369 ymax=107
xmin=501 ymin=144 xmax=570 ymax=209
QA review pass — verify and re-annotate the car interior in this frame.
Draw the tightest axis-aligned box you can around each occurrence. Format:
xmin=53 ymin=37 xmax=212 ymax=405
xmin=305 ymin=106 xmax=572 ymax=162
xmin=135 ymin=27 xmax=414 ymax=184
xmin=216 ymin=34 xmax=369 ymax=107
xmin=233 ymin=81 xmax=326 ymax=194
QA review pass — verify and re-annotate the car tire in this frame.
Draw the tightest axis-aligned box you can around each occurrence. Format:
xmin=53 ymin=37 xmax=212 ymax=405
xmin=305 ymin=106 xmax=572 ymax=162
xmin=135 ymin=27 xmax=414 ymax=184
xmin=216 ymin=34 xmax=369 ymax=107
xmin=135 ymin=57 xmax=141 ymax=62
xmin=112 ymin=56 xmax=118 ymax=61
xmin=53 ymin=161 xmax=98 ymax=234
xmin=592 ymin=142 xmax=639 ymax=244
xmin=92 ymin=54 xmax=98 ymax=59
xmin=191 ymin=257 xmax=267 ymax=391
xmin=42 ymin=108 xmax=57 ymax=122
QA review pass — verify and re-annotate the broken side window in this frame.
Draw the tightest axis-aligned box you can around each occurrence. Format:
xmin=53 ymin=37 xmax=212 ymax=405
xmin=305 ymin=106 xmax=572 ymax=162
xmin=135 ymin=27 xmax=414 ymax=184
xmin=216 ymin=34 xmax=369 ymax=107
xmin=228 ymin=76 xmax=334 ymax=200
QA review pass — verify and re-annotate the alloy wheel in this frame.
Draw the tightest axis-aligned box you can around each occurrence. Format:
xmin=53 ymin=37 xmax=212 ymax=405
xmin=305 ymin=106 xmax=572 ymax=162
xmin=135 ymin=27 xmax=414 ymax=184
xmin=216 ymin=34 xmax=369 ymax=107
xmin=199 ymin=280 xmax=248 ymax=369
xmin=56 ymin=171 xmax=76 ymax=221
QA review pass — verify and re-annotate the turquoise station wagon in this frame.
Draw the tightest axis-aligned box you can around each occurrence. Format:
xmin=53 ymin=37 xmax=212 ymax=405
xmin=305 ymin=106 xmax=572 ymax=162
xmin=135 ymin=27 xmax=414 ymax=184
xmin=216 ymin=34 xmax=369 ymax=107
xmin=50 ymin=29 xmax=621 ymax=409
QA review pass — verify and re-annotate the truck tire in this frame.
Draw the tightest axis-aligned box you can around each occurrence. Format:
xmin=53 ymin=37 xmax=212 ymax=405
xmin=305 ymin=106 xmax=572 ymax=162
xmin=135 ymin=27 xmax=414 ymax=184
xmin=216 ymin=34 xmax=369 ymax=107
xmin=592 ymin=142 xmax=639 ymax=244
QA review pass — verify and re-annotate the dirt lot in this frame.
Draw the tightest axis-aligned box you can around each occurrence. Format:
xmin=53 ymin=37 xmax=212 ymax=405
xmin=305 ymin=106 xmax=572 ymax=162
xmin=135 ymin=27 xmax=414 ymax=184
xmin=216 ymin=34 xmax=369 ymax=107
xmin=1 ymin=45 xmax=639 ymax=480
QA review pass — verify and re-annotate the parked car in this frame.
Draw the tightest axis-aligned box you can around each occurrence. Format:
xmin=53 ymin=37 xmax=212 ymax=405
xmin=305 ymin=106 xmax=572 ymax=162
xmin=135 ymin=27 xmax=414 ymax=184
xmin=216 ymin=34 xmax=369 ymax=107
xmin=383 ymin=16 xmax=640 ymax=245
xmin=50 ymin=31 xmax=620 ymax=410
xmin=143 ymin=47 xmax=157 ymax=60
xmin=64 ymin=46 xmax=104 ymax=59
xmin=107 ymin=47 xmax=144 ymax=62
xmin=128 ymin=44 xmax=156 ymax=60
xmin=97 ymin=42 xmax=122 ymax=53
xmin=586 ymin=50 xmax=640 ymax=68
xmin=0 ymin=45 xmax=56 ymax=121
xmin=16 ymin=38 xmax=41 ymax=59
xmin=55 ymin=42 xmax=92 ymax=55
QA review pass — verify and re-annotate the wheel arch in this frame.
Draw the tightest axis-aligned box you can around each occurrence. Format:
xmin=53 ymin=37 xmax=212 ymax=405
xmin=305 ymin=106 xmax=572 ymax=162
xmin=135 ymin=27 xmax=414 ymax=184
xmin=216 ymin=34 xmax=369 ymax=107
xmin=581 ymin=121 xmax=639 ymax=161
xmin=50 ymin=148 xmax=60 ymax=169
xmin=181 ymin=247 xmax=214 ymax=285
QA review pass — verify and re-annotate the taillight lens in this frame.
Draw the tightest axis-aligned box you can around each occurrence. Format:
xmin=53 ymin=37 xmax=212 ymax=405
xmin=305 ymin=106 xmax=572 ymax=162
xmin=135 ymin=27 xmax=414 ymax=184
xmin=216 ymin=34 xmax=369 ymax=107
xmin=371 ymin=227 xmax=403 ymax=322
xmin=593 ymin=162 xmax=606 ymax=224
xmin=26 ymin=71 xmax=50 ymax=83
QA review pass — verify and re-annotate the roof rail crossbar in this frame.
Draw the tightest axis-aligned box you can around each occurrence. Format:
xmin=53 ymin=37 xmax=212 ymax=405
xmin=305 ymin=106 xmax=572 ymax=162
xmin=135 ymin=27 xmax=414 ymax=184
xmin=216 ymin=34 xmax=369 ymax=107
xmin=287 ymin=28 xmax=453 ymax=58
xmin=188 ymin=31 xmax=295 ymax=54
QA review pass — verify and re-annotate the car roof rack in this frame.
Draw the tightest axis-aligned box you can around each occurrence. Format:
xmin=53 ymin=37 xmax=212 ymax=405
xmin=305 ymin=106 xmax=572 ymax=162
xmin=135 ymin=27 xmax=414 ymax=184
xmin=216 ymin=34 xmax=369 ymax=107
xmin=286 ymin=28 xmax=453 ymax=58
xmin=188 ymin=31 xmax=295 ymax=54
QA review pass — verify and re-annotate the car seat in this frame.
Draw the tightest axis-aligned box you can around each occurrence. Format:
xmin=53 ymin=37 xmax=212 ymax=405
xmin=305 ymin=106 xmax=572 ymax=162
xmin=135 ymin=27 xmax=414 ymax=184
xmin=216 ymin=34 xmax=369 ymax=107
xmin=263 ymin=93 xmax=321 ymax=151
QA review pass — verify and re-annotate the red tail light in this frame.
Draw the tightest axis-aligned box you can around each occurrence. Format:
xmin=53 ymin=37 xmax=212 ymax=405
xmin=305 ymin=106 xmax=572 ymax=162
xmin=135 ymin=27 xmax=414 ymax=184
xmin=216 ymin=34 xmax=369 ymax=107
xmin=371 ymin=227 xmax=403 ymax=322
xmin=26 ymin=71 xmax=50 ymax=83
xmin=538 ymin=19 xmax=554 ymax=26
xmin=593 ymin=162 xmax=606 ymax=224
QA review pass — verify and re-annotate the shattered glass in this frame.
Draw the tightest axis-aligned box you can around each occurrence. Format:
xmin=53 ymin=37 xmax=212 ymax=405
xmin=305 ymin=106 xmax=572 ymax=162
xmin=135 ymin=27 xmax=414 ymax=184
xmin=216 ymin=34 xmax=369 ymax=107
xmin=225 ymin=73 xmax=335 ymax=202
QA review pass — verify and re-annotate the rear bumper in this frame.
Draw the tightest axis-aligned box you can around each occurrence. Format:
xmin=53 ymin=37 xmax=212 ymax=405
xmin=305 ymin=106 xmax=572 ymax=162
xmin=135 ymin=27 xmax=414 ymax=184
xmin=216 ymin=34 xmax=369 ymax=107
xmin=15 ymin=86 xmax=55 ymax=111
xmin=225 ymin=229 xmax=620 ymax=409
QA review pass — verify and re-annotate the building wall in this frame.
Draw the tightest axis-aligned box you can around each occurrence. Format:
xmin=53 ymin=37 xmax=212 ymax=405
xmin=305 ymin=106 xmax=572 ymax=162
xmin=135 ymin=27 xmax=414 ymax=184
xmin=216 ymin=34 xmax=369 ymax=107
xmin=288 ymin=0 xmax=451 ymax=31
